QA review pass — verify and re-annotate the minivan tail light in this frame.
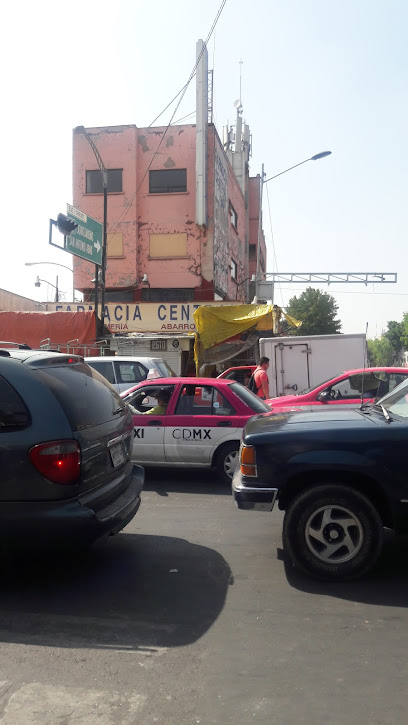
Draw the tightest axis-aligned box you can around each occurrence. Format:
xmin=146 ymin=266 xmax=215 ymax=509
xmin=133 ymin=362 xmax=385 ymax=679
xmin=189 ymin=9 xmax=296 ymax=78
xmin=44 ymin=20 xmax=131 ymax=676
xmin=241 ymin=445 xmax=257 ymax=477
xmin=29 ymin=440 xmax=81 ymax=485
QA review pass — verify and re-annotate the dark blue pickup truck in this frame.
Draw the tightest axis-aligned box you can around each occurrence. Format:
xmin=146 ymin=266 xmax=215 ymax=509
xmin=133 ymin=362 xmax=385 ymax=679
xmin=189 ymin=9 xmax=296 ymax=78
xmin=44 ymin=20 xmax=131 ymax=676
xmin=232 ymin=378 xmax=408 ymax=581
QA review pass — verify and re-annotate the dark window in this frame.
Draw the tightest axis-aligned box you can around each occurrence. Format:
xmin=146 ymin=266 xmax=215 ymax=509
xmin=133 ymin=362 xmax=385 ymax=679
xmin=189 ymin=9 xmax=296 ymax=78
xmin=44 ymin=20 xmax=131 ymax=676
xmin=249 ymin=244 xmax=256 ymax=261
xmin=0 ymin=376 xmax=30 ymax=430
xmin=36 ymin=363 xmax=127 ymax=431
xmin=104 ymin=289 xmax=135 ymax=303
xmin=229 ymin=202 xmax=238 ymax=230
xmin=231 ymin=259 xmax=237 ymax=281
xmin=86 ymin=360 xmax=115 ymax=384
xmin=149 ymin=169 xmax=187 ymax=194
xmin=142 ymin=288 xmax=194 ymax=302
xmin=114 ymin=361 xmax=148 ymax=386
xmin=86 ymin=169 xmax=123 ymax=194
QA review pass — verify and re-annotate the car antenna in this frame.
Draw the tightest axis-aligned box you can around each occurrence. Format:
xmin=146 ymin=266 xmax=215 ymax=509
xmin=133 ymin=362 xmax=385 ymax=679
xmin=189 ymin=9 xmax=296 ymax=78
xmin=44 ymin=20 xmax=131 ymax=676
xmin=360 ymin=322 xmax=368 ymax=409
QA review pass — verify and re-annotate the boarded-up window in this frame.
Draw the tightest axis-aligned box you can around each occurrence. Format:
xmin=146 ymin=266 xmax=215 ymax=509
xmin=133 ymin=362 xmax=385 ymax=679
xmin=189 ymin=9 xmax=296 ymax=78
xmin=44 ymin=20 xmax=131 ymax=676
xmin=107 ymin=233 xmax=123 ymax=257
xmin=149 ymin=233 xmax=187 ymax=258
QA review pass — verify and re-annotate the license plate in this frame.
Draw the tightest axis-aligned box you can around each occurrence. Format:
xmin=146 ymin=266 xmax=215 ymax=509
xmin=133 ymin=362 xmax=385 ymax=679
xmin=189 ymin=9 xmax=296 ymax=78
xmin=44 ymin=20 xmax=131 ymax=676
xmin=110 ymin=442 xmax=126 ymax=468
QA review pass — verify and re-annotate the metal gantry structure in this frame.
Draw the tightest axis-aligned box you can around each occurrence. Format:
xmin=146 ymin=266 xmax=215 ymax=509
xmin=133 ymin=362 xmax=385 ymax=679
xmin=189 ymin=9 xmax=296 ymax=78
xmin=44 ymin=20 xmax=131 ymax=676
xmin=264 ymin=272 xmax=397 ymax=285
xmin=255 ymin=272 xmax=397 ymax=304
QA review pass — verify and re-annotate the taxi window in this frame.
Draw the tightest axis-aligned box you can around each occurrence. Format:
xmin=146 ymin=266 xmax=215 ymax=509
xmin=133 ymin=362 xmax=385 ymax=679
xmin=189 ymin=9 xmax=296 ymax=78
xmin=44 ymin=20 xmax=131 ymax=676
xmin=123 ymin=385 xmax=175 ymax=413
xmin=174 ymin=385 xmax=236 ymax=416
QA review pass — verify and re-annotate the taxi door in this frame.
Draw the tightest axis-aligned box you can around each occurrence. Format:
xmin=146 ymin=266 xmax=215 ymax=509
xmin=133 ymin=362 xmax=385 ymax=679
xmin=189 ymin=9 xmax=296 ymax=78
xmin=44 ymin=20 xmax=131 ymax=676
xmin=126 ymin=384 xmax=175 ymax=464
xmin=163 ymin=383 xmax=241 ymax=464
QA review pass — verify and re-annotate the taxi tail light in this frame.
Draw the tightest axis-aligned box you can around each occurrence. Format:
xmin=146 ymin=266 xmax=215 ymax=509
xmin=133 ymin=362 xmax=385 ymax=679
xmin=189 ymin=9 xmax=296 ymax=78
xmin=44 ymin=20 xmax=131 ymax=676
xmin=240 ymin=445 xmax=257 ymax=477
xmin=29 ymin=440 xmax=81 ymax=485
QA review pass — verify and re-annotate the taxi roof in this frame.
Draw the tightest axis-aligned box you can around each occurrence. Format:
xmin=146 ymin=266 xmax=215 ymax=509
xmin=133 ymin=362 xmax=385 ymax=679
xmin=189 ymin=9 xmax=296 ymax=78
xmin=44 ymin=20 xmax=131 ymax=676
xmin=138 ymin=377 xmax=235 ymax=386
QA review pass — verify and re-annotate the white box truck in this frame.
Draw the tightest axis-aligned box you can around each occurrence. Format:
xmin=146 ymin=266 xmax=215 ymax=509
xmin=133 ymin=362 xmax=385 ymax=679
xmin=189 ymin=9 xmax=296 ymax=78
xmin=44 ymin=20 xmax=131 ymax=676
xmin=259 ymin=333 xmax=367 ymax=398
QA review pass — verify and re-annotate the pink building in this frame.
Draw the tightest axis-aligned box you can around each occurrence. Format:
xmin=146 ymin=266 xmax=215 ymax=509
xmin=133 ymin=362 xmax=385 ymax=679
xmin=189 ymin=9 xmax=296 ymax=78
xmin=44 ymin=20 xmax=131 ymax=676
xmin=72 ymin=44 xmax=266 ymax=308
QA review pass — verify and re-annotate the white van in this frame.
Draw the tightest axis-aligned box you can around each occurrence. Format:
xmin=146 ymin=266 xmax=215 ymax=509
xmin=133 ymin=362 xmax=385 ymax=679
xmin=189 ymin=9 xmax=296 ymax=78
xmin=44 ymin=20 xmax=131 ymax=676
xmin=85 ymin=356 xmax=176 ymax=393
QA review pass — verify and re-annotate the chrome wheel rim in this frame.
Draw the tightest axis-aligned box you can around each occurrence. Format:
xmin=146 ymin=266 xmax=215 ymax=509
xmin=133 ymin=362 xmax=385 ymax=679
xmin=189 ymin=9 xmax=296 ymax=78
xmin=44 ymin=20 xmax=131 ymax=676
xmin=305 ymin=505 xmax=364 ymax=563
xmin=224 ymin=450 xmax=238 ymax=479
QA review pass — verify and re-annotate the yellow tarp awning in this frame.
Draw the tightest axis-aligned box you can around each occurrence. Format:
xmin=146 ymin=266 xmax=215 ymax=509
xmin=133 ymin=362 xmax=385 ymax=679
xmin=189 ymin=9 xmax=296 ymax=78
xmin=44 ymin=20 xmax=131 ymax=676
xmin=193 ymin=304 xmax=301 ymax=350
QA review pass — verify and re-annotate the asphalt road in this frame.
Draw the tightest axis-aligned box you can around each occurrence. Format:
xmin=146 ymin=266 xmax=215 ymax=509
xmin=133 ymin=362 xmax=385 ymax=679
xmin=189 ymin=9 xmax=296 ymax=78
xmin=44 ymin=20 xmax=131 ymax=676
xmin=0 ymin=468 xmax=407 ymax=724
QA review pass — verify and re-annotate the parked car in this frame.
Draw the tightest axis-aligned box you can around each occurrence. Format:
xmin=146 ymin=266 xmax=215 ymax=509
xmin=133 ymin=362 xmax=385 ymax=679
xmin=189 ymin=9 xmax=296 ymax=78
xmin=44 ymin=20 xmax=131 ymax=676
xmin=0 ymin=347 xmax=144 ymax=548
xmin=265 ymin=367 xmax=408 ymax=412
xmin=121 ymin=377 xmax=270 ymax=483
xmin=217 ymin=366 xmax=256 ymax=386
xmin=85 ymin=355 xmax=176 ymax=393
xmin=232 ymin=377 xmax=408 ymax=581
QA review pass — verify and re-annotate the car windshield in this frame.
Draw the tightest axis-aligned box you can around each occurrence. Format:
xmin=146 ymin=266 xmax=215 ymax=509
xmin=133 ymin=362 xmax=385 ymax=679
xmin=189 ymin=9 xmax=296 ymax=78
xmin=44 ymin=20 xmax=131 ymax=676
xmin=155 ymin=360 xmax=176 ymax=377
xmin=300 ymin=377 xmax=334 ymax=394
xmin=229 ymin=382 xmax=270 ymax=412
xmin=374 ymin=378 xmax=408 ymax=418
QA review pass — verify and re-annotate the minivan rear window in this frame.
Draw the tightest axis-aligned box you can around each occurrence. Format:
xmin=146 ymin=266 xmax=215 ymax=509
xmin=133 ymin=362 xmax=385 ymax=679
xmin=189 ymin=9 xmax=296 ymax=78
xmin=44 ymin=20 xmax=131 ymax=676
xmin=36 ymin=363 xmax=127 ymax=431
xmin=0 ymin=375 xmax=30 ymax=430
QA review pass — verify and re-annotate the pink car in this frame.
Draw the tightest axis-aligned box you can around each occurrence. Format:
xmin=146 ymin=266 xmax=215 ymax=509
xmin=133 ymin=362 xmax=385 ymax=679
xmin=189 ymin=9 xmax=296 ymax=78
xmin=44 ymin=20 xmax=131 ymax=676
xmin=266 ymin=367 xmax=408 ymax=412
xmin=121 ymin=377 xmax=270 ymax=483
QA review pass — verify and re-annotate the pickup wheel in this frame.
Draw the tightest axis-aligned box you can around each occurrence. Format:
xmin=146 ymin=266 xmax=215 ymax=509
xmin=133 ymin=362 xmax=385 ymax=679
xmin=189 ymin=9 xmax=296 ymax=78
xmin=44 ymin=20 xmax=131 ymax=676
xmin=216 ymin=442 xmax=240 ymax=484
xmin=283 ymin=485 xmax=383 ymax=581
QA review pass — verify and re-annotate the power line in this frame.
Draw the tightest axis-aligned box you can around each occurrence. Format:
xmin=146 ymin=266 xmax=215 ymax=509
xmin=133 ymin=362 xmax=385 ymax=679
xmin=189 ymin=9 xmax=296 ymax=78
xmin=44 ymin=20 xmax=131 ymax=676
xmin=106 ymin=0 xmax=228 ymax=241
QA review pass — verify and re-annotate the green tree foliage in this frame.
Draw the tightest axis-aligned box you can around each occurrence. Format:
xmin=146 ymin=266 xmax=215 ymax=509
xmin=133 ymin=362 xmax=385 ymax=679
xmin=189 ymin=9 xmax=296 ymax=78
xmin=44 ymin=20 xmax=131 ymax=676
xmin=401 ymin=312 xmax=408 ymax=349
xmin=285 ymin=287 xmax=342 ymax=336
xmin=367 ymin=316 xmax=407 ymax=366
xmin=367 ymin=337 xmax=395 ymax=367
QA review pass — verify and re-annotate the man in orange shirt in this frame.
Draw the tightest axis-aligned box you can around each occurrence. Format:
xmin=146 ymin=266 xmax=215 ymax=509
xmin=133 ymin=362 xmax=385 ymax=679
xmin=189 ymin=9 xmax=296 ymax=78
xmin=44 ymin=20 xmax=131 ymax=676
xmin=251 ymin=357 xmax=270 ymax=399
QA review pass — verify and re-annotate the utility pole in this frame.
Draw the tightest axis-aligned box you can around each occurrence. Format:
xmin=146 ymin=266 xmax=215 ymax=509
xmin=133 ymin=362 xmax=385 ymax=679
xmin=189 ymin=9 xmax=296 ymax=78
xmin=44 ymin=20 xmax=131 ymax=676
xmin=75 ymin=126 xmax=108 ymax=339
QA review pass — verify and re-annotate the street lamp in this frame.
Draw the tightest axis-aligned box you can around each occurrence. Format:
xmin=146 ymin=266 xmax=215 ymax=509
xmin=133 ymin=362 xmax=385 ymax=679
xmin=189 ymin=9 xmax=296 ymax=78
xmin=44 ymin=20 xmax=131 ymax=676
xmin=254 ymin=151 xmax=332 ymax=303
xmin=34 ymin=276 xmax=59 ymax=303
xmin=25 ymin=262 xmax=74 ymax=302
xmin=75 ymin=125 xmax=108 ymax=338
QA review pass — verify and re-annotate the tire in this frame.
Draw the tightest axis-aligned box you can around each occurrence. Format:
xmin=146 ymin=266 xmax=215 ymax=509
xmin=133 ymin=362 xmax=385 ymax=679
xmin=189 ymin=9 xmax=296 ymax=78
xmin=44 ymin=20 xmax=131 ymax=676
xmin=216 ymin=442 xmax=240 ymax=484
xmin=283 ymin=484 xmax=383 ymax=581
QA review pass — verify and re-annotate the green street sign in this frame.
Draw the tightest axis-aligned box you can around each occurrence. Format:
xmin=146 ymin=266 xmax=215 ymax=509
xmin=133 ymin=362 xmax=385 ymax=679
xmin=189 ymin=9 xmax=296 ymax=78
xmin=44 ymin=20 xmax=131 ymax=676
xmin=65 ymin=204 xmax=103 ymax=265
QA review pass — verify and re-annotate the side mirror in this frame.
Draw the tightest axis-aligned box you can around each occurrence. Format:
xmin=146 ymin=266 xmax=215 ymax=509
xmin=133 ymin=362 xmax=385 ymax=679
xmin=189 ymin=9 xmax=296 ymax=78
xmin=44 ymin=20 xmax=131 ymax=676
xmin=317 ymin=390 xmax=331 ymax=402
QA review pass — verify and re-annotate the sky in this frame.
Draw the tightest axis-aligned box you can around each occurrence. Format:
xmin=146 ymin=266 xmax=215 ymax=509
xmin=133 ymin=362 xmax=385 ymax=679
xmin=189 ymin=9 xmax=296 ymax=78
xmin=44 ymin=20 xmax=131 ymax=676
xmin=2 ymin=0 xmax=407 ymax=338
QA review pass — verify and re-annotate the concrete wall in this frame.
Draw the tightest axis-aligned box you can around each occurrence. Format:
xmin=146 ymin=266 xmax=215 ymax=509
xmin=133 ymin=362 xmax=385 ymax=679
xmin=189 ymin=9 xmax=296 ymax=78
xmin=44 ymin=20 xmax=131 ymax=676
xmin=73 ymin=125 xmax=138 ymax=292
xmin=0 ymin=289 xmax=39 ymax=312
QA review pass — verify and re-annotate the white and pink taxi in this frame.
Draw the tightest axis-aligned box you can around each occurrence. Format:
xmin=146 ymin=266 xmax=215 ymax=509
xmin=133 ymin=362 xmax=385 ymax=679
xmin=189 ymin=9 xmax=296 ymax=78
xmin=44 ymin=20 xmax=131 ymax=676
xmin=121 ymin=377 xmax=270 ymax=483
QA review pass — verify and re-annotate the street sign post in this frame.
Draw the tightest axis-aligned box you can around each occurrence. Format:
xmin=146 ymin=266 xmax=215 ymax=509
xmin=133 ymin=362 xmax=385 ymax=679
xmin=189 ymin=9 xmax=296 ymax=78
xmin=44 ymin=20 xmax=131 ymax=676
xmin=65 ymin=204 xmax=103 ymax=265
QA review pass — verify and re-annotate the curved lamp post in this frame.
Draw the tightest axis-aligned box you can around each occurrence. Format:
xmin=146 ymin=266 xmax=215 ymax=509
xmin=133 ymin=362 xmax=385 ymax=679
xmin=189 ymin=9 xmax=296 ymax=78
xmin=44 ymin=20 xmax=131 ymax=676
xmin=34 ymin=276 xmax=59 ymax=302
xmin=254 ymin=151 xmax=332 ymax=303
xmin=25 ymin=261 xmax=74 ymax=302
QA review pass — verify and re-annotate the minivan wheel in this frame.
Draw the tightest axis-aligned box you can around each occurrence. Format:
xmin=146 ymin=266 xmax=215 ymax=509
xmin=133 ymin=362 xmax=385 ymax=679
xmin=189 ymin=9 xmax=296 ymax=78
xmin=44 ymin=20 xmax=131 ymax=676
xmin=216 ymin=442 xmax=239 ymax=484
xmin=283 ymin=484 xmax=383 ymax=581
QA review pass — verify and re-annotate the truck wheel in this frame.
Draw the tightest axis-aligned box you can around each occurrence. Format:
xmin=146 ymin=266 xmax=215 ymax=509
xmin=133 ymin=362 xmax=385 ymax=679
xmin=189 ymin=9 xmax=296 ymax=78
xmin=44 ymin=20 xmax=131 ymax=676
xmin=283 ymin=485 xmax=383 ymax=581
xmin=216 ymin=442 xmax=240 ymax=484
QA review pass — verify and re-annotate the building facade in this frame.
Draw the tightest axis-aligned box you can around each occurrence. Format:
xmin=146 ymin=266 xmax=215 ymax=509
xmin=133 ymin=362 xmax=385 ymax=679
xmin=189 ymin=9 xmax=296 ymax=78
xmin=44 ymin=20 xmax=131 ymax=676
xmin=71 ymin=44 xmax=266 ymax=310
